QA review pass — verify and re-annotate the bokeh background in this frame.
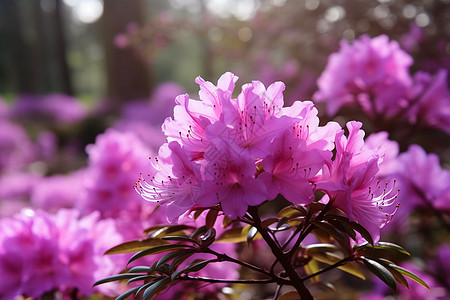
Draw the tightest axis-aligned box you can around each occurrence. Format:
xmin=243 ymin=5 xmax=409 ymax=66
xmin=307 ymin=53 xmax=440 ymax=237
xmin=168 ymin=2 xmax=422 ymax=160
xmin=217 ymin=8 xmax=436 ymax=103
xmin=0 ymin=1 xmax=450 ymax=299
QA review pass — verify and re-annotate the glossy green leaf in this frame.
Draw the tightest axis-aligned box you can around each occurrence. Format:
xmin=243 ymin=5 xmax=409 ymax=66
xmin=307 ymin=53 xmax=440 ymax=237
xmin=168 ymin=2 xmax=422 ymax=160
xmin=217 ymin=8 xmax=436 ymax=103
xmin=93 ymin=274 xmax=138 ymax=286
xmin=190 ymin=225 xmax=208 ymax=239
xmin=127 ymin=274 xmax=159 ymax=284
xmin=128 ymin=244 xmax=195 ymax=265
xmin=361 ymin=257 xmax=396 ymax=290
xmin=312 ymin=221 xmax=351 ymax=254
xmin=150 ymin=225 xmax=195 ymax=238
xmin=155 ymin=249 xmax=198 ymax=269
xmin=324 ymin=216 xmax=357 ymax=240
xmin=143 ymin=277 xmax=172 ymax=300
xmin=304 ymin=243 xmax=339 ymax=252
xmin=115 ymin=286 xmax=141 ymax=300
xmin=135 ymin=281 xmax=156 ymax=297
xmin=375 ymin=242 xmax=410 ymax=256
xmin=171 ymin=259 xmax=215 ymax=280
xmin=278 ymin=206 xmax=303 ymax=219
xmin=304 ymin=258 xmax=320 ymax=283
xmin=129 ymin=266 xmax=154 ymax=273
xmin=215 ymin=227 xmax=247 ymax=243
xmin=350 ymin=222 xmax=374 ymax=246
xmin=161 ymin=235 xmax=199 ymax=245
xmin=104 ymin=238 xmax=169 ymax=255
xmin=389 ymin=264 xmax=429 ymax=290
xmin=307 ymin=250 xmax=365 ymax=279
xmin=169 ymin=252 xmax=197 ymax=273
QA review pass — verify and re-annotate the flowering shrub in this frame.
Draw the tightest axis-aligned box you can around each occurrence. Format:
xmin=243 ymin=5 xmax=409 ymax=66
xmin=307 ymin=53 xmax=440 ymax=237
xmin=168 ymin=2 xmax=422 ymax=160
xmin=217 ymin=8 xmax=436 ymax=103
xmin=96 ymin=72 xmax=426 ymax=299
xmin=1 ymin=32 xmax=449 ymax=299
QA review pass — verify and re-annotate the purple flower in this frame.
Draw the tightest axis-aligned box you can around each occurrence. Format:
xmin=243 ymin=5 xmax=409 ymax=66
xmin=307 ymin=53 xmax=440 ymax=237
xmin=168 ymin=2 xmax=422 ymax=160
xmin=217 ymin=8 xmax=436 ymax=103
xmin=80 ymin=129 xmax=152 ymax=219
xmin=30 ymin=170 xmax=87 ymax=212
xmin=0 ymin=209 xmax=123 ymax=299
xmin=0 ymin=171 xmax=42 ymax=217
xmin=0 ymin=120 xmax=35 ymax=172
xmin=396 ymin=145 xmax=450 ymax=212
xmin=408 ymin=70 xmax=450 ymax=134
xmin=316 ymin=122 xmax=398 ymax=243
xmin=314 ymin=35 xmax=413 ymax=117
xmin=12 ymin=94 xmax=87 ymax=124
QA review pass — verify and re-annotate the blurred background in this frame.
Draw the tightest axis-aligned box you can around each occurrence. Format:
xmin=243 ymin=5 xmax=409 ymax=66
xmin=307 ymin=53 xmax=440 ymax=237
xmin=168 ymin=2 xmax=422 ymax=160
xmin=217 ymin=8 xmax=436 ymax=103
xmin=1 ymin=0 xmax=449 ymax=100
xmin=0 ymin=1 xmax=450 ymax=299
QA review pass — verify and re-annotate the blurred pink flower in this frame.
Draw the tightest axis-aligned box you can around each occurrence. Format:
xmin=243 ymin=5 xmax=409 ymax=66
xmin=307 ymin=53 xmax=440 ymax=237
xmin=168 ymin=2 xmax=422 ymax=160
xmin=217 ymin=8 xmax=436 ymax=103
xmin=0 ymin=209 xmax=122 ymax=299
xmin=408 ymin=70 xmax=450 ymax=134
xmin=314 ymin=35 xmax=413 ymax=117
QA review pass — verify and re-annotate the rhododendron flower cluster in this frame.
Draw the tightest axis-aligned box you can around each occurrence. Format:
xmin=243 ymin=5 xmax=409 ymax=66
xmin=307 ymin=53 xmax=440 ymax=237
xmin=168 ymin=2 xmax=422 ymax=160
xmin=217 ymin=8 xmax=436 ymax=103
xmin=0 ymin=209 xmax=122 ymax=299
xmin=314 ymin=34 xmax=450 ymax=134
xmin=314 ymin=35 xmax=413 ymax=117
xmin=136 ymin=72 xmax=397 ymax=242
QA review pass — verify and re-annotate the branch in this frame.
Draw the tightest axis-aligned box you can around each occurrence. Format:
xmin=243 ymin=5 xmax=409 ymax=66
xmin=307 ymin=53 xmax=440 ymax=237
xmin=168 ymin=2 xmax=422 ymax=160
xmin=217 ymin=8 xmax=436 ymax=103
xmin=249 ymin=206 xmax=314 ymax=300
xmin=302 ymin=256 xmax=354 ymax=282
xmin=180 ymin=275 xmax=278 ymax=285
xmin=205 ymin=247 xmax=277 ymax=280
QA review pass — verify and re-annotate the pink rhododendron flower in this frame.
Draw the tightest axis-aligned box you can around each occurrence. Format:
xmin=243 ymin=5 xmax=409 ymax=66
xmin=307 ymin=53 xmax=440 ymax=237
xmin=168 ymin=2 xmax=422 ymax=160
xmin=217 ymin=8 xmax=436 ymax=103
xmin=408 ymin=70 xmax=450 ymax=134
xmin=80 ymin=129 xmax=152 ymax=219
xmin=0 ymin=209 xmax=122 ymax=299
xmin=314 ymin=35 xmax=413 ymax=117
xmin=316 ymin=121 xmax=398 ymax=242
xmin=395 ymin=144 xmax=450 ymax=212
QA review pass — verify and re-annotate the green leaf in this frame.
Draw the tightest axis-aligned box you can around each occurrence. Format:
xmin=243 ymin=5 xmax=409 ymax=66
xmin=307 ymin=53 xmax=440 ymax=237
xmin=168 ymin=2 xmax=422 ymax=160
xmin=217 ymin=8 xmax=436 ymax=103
xmin=389 ymin=264 xmax=429 ymax=290
xmin=93 ymin=274 xmax=138 ymax=286
xmin=143 ymin=277 xmax=172 ymax=300
xmin=190 ymin=225 xmax=208 ymax=239
xmin=150 ymin=225 xmax=195 ymax=238
xmin=261 ymin=217 xmax=279 ymax=228
xmin=306 ymin=250 xmax=365 ymax=280
xmin=127 ymin=275 xmax=159 ymax=284
xmin=324 ymin=216 xmax=357 ymax=240
xmin=171 ymin=259 xmax=215 ymax=280
xmin=350 ymin=222 xmax=374 ymax=246
xmin=104 ymin=238 xmax=169 ymax=255
xmin=128 ymin=244 xmax=195 ymax=265
xmin=169 ymin=251 xmax=197 ymax=273
xmin=205 ymin=209 xmax=219 ymax=229
xmin=360 ymin=257 xmax=396 ymax=290
xmin=215 ymin=227 xmax=246 ymax=243
xmin=312 ymin=221 xmax=351 ymax=254
xmin=155 ymin=249 xmax=198 ymax=269
xmin=135 ymin=281 xmax=156 ymax=297
xmin=304 ymin=243 xmax=339 ymax=252
xmin=304 ymin=258 xmax=320 ymax=283
xmin=375 ymin=242 xmax=410 ymax=256
xmin=115 ymin=286 xmax=141 ymax=300
xmin=278 ymin=206 xmax=303 ymax=219
xmin=129 ymin=266 xmax=154 ymax=273
xmin=162 ymin=235 xmax=199 ymax=245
